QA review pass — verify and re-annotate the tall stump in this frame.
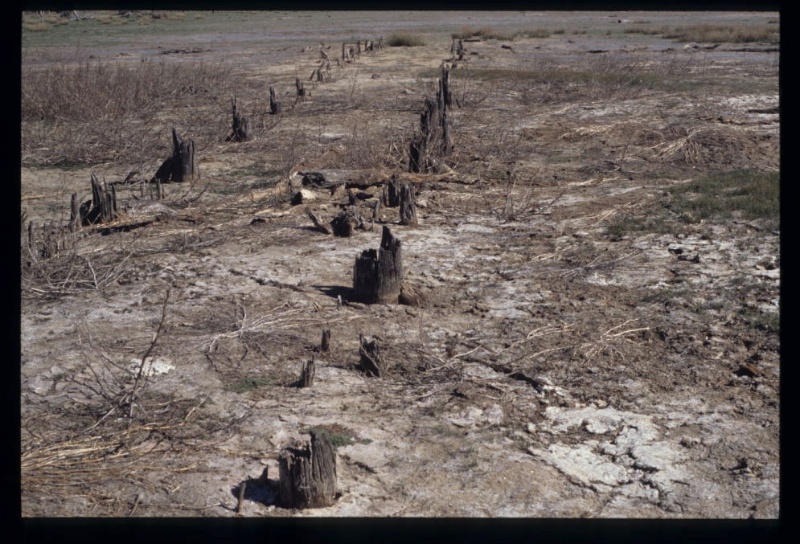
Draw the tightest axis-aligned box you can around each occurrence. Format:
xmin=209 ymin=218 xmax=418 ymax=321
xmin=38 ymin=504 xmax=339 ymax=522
xmin=399 ymin=182 xmax=418 ymax=226
xmin=382 ymin=175 xmax=402 ymax=207
xmin=226 ymin=98 xmax=250 ymax=142
xmin=269 ymin=86 xmax=282 ymax=115
xmin=278 ymin=430 xmax=337 ymax=509
xmin=359 ymin=334 xmax=385 ymax=377
xmin=151 ymin=128 xmax=200 ymax=183
xmin=352 ymin=226 xmax=403 ymax=304
xmin=170 ymin=128 xmax=199 ymax=182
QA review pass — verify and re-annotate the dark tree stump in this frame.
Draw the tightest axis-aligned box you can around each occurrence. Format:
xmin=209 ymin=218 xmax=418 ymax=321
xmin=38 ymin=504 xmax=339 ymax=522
xmin=408 ymin=64 xmax=453 ymax=173
xmin=170 ymin=128 xmax=199 ymax=182
xmin=382 ymin=175 xmax=402 ymax=207
xmin=300 ymin=357 xmax=315 ymax=387
xmin=352 ymin=226 xmax=403 ymax=304
xmin=358 ymin=334 xmax=384 ymax=377
xmin=81 ymin=173 xmax=118 ymax=226
xmin=399 ymin=183 xmax=418 ymax=226
xmin=269 ymin=86 xmax=282 ymax=115
xmin=226 ymin=98 xmax=250 ymax=142
xmin=408 ymin=133 xmax=427 ymax=174
xmin=278 ymin=430 xmax=337 ymax=509
xmin=151 ymin=128 xmax=199 ymax=183
xmin=331 ymin=206 xmax=364 ymax=237
xmin=440 ymin=64 xmax=452 ymax=108
xmin=320 ymin=329 xmax=331 ymax=352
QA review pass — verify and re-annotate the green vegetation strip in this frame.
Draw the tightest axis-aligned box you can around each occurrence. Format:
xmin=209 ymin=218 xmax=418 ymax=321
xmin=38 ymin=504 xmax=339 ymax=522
xmin=668 ymin=169 xmax=779 ymax=224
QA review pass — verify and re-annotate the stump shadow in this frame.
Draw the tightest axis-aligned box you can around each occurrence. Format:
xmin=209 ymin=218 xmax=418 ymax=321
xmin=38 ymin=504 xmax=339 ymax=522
xmin=230 ymin=475 xmax=280 ymax=509
xmin=313 ymin=284 xmax=356 ymax=301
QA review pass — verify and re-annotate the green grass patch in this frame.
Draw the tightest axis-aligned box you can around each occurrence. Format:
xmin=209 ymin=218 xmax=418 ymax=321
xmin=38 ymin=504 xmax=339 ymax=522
xmin=386 ymin=32 xmax=426 ymax=47
xmin=226 ymin=375 xmax=273 ymax=393
xmin=667 ymin=170 xmax=779 ymax=226
xmin=305 ymin=424 xmax=371 ymax=450
xmin=607 ymin=170 xmax=779 ymax=239
xmin=606 ymin=213 xmax=673 ymax=240
xmin=739 ymin=309 xmax=779 ymax=334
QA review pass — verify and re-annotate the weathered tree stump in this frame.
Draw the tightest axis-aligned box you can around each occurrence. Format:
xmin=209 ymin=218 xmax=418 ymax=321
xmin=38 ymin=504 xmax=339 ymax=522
xmin=372 ymin=199 xmax=381 ymax=222
xmin=306 ymin=208 xmax=332 ymax=235
xmin=331 ymin=206 xmax=364 ymax=237
xmin=408 ymin=64 xmax=453 ymax=173
xmin=300 ymin=357 xmax=315 ymax=387
xmin=295 ymin=77 xmax=306 ymax=100
xmin=451 ymin=38 xmax=466 ymax=61
xmin=408 ymin=133 xmax=427 ymax=174
xmin=358 ymin=334 xmax=384 ymax=377
xmin=399 ymin=182 xmax=418 ymax=226
xmin=81 ymin=173 xmax=118 ymax=226
xmin=269 ymin=86 xmax=282 ymax=115
xmin=440 ymin=64 xmax=453 ymax=109
xmin=278 ymin=430 xmax=337 ymax=509
xmin=69 ymin=193 xmax=81 ymax=232
xmin=320 ymin=329 xmax=331 ymax=352
xmin=382 ymin=175 xmax=403 ymax=207
xmin=151 ymin=128 xmax=199 ymax=183
xmin=226 ymin=98 xmax=250 ymax=142
xmin=352 ymin=226 xmax=403 ymax=304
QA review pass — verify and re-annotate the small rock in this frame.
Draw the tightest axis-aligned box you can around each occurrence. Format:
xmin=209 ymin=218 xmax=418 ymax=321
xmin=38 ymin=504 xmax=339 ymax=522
xmin=526 ymin=422 xmax=537 ymax=434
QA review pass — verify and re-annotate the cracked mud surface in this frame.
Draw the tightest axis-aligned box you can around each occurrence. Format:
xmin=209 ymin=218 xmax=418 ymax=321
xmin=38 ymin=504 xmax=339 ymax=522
xmin=21 ymin=11 xmax=779 ymax=518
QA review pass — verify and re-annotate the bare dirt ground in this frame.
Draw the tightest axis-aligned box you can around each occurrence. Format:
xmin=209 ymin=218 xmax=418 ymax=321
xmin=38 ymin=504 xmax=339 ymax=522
xmin=20 ymin=11 xmax=779 ymax=518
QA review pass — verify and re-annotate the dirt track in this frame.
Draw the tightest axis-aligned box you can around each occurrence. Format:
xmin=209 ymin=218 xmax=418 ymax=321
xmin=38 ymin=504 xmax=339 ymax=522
xmin=21 ymin=11 xmax=779 ymax=518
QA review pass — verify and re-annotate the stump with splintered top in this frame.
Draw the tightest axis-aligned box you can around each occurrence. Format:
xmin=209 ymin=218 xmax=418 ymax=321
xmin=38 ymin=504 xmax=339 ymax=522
xmin=80 ymin=173 xmax=118 ymax=226
xmin=300 ymin=357 xmax=315 ymax=387
xmin=382 ymin=175 xmax=402 ymax=208
xmin=269 ymin=86 xmax=282 ymax=115
xmin=151 ymin=128 xmax=199 ymax=183
xmin=331 ymin=206 xmax=364 ymax=237
xmin=409 ymin=64 xmax=453 ymax=173
xmin=352 ymin=226 xmax=403 ymax=304
xmin=358 ymin=334 xmax=384 ymax=377
xmin=399 ymin=182 xmax=418 ymax=226
xmin=226 ymin=98 xmax=250 ymax=142
xmin=278 ymin=430 xmax=337 ymax=509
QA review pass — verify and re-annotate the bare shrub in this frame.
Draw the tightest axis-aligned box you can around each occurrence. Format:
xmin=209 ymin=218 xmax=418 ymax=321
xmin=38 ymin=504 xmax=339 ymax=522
xmin=21 ymin=221 xmax=135 ymax=299
xmin=21 ymin=59 xmax=234 ymax=167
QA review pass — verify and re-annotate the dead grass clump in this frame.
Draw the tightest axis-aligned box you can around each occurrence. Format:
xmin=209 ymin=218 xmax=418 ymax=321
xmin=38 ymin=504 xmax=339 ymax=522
xmin=451 ymin=27 xmax=549 ymax=41
xmin=22 ymin=60 xmax=231 ymax=123
xmin=664 ymin=24 xmax=779 ymax=44
xmin=21 ymin=222 xmax=134 ymax=299
xmin=386 ymin=33 xmax=426 ymax=47
xmin=21 ymin=59 xmax=234 ymax=167
xmin=623 ymin=25 xmax=670 ymax=36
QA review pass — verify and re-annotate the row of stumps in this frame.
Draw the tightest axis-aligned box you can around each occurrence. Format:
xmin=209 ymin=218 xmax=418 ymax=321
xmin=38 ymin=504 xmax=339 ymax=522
xmin=274 ymin=226 xmax=401 ymax=510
